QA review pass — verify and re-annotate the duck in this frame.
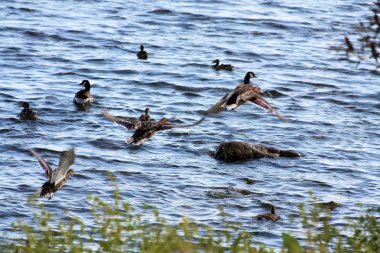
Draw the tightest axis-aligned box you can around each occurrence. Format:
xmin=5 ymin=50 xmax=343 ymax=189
xmin=257 ymin=206 xmax=279 ymax=221
xmin=212 ymin=59 xmax=234 ymax=71
xmin=204 ymin=72 xmax=285 ymax=120
xmin=73 ymin=80 xmax=93 ymax=105
xmin=139 ymin=108 xmax=151 ymax=122
xmin=102 ymin=110 xmax=204 ymax=145
xmin=127 ymin=118 xmax=173 ymax=145
xmin=19 ymin=102 xmax=37 ymax=120
xmin=213 ymin=141 xmax=300 ymax=162
xmin=137 ymin=45 xmax=148 ymax=60
xmin=29 ymin=148 xmax=75 ymax=199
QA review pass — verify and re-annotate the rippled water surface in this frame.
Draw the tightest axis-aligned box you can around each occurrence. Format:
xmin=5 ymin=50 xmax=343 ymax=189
xmin=1 ymin=0 xmax=379 ymax=249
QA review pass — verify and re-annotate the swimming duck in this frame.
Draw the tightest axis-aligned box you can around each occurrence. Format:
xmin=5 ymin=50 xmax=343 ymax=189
xmin=30 ymin=148 xmax=75 ymax=199
xmin=212 ymin=59 xmax=234 ymax=71
xmin=74 ymin=80 xmax=93 ymax=105
xmin=213 ymin=141 xmax=300 ymax=162
xmin=139 ymin=108 xmax=151 ymax=122
xmin=205 ymin=72 xmax=285 ymax=120
xmin=257 ymin=206 xmax=279 ymax=221
xmin=19 ymin=102 xmax=37 ymax=120
xmin=103 ymin=110 xmax=204 ymax=145
xmin=137 ymin=45 xmax=148 ymax=60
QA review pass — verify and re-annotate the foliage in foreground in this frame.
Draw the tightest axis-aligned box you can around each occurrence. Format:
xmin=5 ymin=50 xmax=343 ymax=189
xmin=4 ymin=188 xmax=379 ymax=253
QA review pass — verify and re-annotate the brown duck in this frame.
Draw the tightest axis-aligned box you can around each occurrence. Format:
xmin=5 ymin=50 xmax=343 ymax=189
xmin=137 ymin=45 xmax=148 ymax=60
xmin=74 ymin=80 xmax=93 ymax=105
xmin=213 ymin=141 xmax=300 ymax=162
xmin=103 ymin=110 xmax=204 ymax=145
xmin=212 ymin=59 xmax=234 ymax=71
xmin=30 ymin=148 xmax=75 ymax=199
xmin=205 ymin=72 xmax=285 ymax=120
xmin=257 ymin=206 xmax=279 ymax=221
xmin=19 ymin=102 xmax=37 ymax=120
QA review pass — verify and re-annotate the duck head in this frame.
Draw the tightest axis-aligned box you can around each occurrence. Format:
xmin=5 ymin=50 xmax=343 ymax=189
xmin=21 ymin=102 xmax=30 ymax=109
xmin=79 ymin=80 xmax=91 ymax=91
xmin=244 ymin=71 xmax=257 ymax=84
xmin=144 ymin=107 xmax=150 ymax=114
xmin=212 ymin=59 xmax=220 ymax=66
xmin=271 ymin=206 xmax=276 ymax=215
xmin=140 ymin=45 xmax=144 ymax=51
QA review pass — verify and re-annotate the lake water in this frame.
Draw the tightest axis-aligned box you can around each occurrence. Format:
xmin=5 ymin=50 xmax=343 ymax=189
xmin=0 ymin=0 xmax=379 ymax=250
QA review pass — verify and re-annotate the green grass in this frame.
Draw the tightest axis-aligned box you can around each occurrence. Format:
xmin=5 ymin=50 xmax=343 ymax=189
xmin=4 ymin=187 xmax=379 ymax=253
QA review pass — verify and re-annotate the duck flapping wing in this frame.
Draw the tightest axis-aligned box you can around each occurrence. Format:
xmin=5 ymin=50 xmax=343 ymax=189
xmin=102 ymin=110 xmax=142 ymax=130
xmin=50 ymin=148 xmax=75 ymax=186
xmin=245 ymin=92 xmax=285 ymax=121
xmin=30 ymin=149 xmax=53 ymax=181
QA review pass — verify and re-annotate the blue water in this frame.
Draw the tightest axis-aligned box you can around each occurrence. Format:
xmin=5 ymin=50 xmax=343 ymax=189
xmin=1 ymin=0 xmax=379 ymax=249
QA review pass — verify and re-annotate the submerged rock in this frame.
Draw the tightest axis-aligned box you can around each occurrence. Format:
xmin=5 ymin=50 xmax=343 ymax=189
xmin=213 ymin=141 xmax=300 ymax=162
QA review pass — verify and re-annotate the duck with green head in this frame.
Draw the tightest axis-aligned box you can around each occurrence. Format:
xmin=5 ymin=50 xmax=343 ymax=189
xmin=257 ymin=206 xmax=279 ymax=221
xmin=30 ymin=148 xmax=75 ymax=199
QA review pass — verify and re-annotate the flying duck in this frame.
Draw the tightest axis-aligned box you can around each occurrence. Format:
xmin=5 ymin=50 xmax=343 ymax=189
xmin=212 ymin=59 xmax=234 ymax=71
xmin=102 ymin=110 xmax=204 ymax=145
xmin=74 ymin=80 xmax=93 ymax=105
xmin=30 ymin=148 xmax=75 ymax=199
xmin=205 ymin=72 xmax=285 ymax=120
xmin=256 ymin=206 xmax=279 ymax=221
xmin=137 ymin=45 xmax=148 ymax=60
xmin=19 ymin=102 xmax=37 ymax=120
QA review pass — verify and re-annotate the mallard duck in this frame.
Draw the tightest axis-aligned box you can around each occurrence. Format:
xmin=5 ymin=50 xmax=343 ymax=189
xmin=74 ymin=80 xmax=93 ymax=105
xmin=257 ymin=206 xmax=279 ymax=221
xmin=213 ymin=141 xmax=300 ymax=162
xmin=212 ymin=59 xmax=234 ymax=71
xmin=19 ymin=102 xmax=37 ymax=120
xmin=103 ymin=110 xmax=204 ymax=145
xmin=137 ymin=45 xmax=148 ymax=60
xmin=30 ymin=148 xmax=75 ymax=199
xmin=139 ymin=108 xmax=151 ymax=122
xmin=205 ymin=72 xmax=285 ymax=120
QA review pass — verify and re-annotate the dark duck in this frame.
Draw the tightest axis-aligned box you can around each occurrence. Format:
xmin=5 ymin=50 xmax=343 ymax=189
xmin=256 ymin=206 xmax=279 ymax=221
xmin=137 ymin=45 xmax=148 ymax=60
xmin=212 ymin=59 xmax=234 ymax=71
xmin=19 ymin=102 xmax=37 ymax=120
xmin=30 ymin=148 xmax=75 ymax=199
xmin=73 ymin=80 xmax=93 ymax=106
xmin=205 ymin=72 xmax=285 ymax=120
xmin=102 ymin=109 xmax=203 ymax=145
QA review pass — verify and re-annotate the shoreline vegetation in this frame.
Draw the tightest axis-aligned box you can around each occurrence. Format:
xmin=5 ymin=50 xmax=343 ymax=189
xmin=5 ymin=184 xmax=379 ymax=253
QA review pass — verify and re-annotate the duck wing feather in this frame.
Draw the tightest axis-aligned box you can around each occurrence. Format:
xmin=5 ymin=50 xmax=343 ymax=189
xmin=102 ymin=110 xmax=140 ymax=130
xmin=51 ymin=148 xmax=75 ymax=185
xmin=30 ymin=149 xmax=53 ymax=181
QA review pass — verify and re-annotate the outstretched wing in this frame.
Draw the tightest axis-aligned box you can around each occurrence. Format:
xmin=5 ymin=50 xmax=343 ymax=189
xmin=51 ymin=148 xmax=75 ymax=185
xmin=102 ymin=110 xmax=138 ymax=130
xmin=29 ymin=149 xmax=53 ymax=180
xmin=247 ymin=93 xmax=285 ymax=121
xmin=204 ymin=92 xmax=232 ymax=115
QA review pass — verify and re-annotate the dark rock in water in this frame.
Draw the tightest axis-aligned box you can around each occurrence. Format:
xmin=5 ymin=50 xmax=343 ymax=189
xmin=213 ymin=141 xmax=301 ymax=162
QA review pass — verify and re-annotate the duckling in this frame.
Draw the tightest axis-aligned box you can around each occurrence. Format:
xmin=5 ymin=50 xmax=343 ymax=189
xmin=139 ymin=108 xmax=151 ymax=122
xmin=212 ymin=59 xmax=234 ymax=71
xmin=137 ymin=45 xmax=148 ymax=60
xmin=74 ymin=80 xmax=93 ymax=105
xmin=19 ymin=102 xmax=37 ymax=120
xmin=257 ymin=206 xmax=279 ymax=221
xmin=205 ymin=72 xmax=285 ymax=120
xmin=30 ymin=148 xmax=75 ymax=200
xmin=103 ymin=110 xmax=204 ymax=145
